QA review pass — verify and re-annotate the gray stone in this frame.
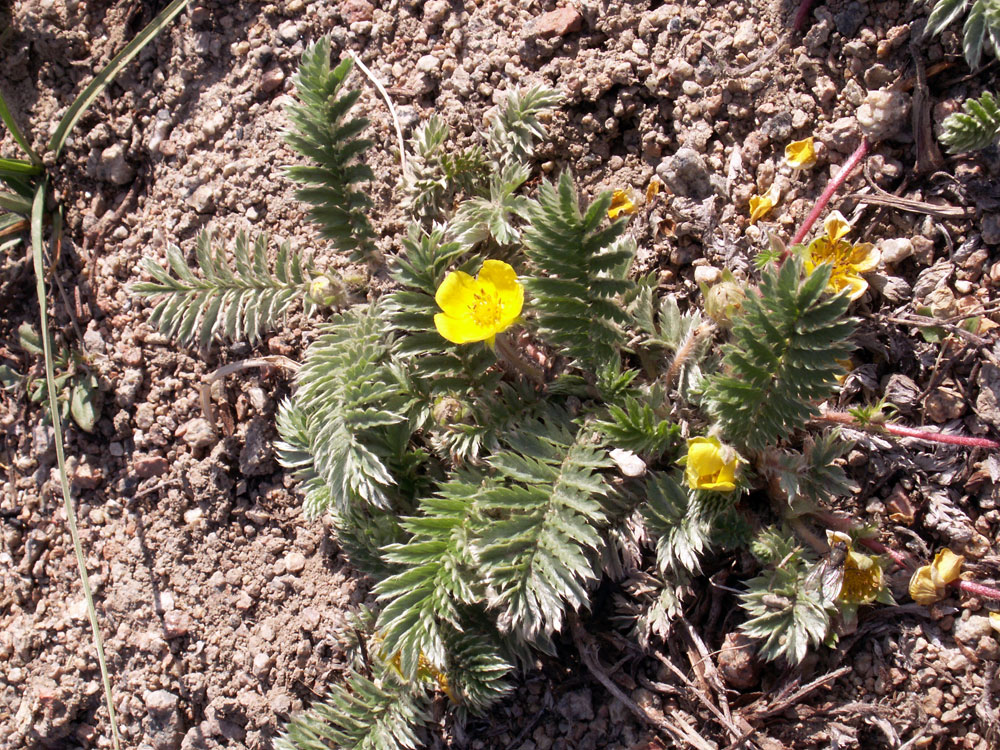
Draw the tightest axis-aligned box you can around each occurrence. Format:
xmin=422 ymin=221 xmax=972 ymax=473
xmin=913 ymin=261 xmax=954 ymax=299
xmin=187 ymin=184 xmax=215 ymax=214
xmin=879 ymin=237 xmax=914 ymax=265
xmin=835 ymin=2 xmax=867 ymax=37
xmin=145 ymin=689 xmax=180 ymax=716
xmin=857 ymin=89 xmax=910 ymax=142
xmin=760 ymin=112 xmax=794 ymax=142
xmin=982 ymin=214 xmax=1000 ymax=245
xmin=178 ymin=418 xmax=216 ymax=450
xmin=239 ymin=417 xmax=274 ymax=475
xmin=260 ymin=67 xmax=285 ymax=94
xmin=657 ymin=147 xmax=713 ymax=199
xmin=98 ymin=143 xmax=134 ymax=185
xmin=954 ymin=615 xmax=994 ymax=644
xmin=557 ymin=687 xmax=594 ymax=722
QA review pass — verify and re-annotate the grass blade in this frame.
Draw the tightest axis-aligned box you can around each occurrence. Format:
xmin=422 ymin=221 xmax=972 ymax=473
xmin=0 ymin=189 xmax=32 ymax=214
xmin=0 ymin=89 xmax=40 ymax=164
xmin=49 ymin=0 xmax=191 ymax=157
xmin=30 ymin=183 xmax=121 ymax=750
xmin=0 ymin=156 xmax=43 ymax=177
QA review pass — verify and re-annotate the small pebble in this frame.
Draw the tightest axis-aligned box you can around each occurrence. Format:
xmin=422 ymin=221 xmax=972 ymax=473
xmin=284 ymin=551 xmax=306 ymax=575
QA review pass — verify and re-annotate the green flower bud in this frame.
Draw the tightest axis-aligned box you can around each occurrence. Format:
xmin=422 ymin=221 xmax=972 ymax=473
xmin=703 ymin=279 xmax=745 ymax=328
xmin=307 ymin=273 xmax=346 ymax=307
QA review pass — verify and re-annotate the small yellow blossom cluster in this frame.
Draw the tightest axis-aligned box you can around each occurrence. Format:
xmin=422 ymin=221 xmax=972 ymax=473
xmin=682 ymin=436 xmax=742 ymax=492
xmin=804 ymin=211 xmax=879 ymax=301
xmin=828 ymin=532 xmax=884 ymax=605
xmin=909 ymin=548 xmax=965 ymax=605
xmin=434 ymin=260 xmax=524 ymax=346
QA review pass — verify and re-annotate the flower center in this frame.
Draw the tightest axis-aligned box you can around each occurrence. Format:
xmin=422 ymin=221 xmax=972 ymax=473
xmin=468 ymin=288 xmax=501 ymax=328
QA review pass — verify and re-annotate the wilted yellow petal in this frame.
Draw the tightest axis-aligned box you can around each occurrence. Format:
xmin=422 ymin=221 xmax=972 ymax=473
xmin=683 ymin=436 xmax=742 ymax=492
xmin=989 ymin=612 xmax=1000 ymax=634
xmin=930 ymin=548 xmax=964 ymax=587
xmin=848 ymin=242 xmax=879 ymax=273
xmin=608 ymin=189 xmax=636 ymax=219
xmin=646 ymin=178 xmax=662 ymax=203
xmin=909 ymin=565 xmax=941 ymax=605
xmin=748 ymin=184 xmax=780 ymax=225
xmin=823 ymin=210 xmax=852 ymax=243
xmin=784 ymin=136 xmax=817 ymax=169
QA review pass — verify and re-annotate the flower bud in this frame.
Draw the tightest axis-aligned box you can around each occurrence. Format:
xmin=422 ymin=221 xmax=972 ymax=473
xmin=431 ymin=396 xmax=467 ymax=426
xmin=703 ymin=280 xmax=746 ymax=328
xmin=307 ymin=273 xmax=346 ymax=307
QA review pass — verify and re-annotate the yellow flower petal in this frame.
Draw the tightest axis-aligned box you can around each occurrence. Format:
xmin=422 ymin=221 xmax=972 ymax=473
xmin=909 ymin=565 xmax=941 ymax=605
xmin=683 ymin=436 xmax=741 ymax=492
xmin=848 ymin=242 xmax=879 ymax=273
xmin=748 ymin=185 xmax=779 ymax=225
xmin=839 ymin=274 xmax=869 ymax=301
xmin=434 ymin=311 xmax=483 ymax=345
xmin=823 ymin=210 xmax=852 ymax=243
xmin=989 ymin=612 xmax=1000 ymax=634
xmin=608 ymin=189 xmax=636 ymax=219
xmin=784 ymin=136 xmax=817 ymax=169
xmin=646 ymin=179 xmax=662 ymax=202
xmin=478 ymin=259 xmax=524 ymax=329
xmin=930 ymin=548 xmax=964 ymax=587
xmin=435 ymin=270 xmax=479 ymax=318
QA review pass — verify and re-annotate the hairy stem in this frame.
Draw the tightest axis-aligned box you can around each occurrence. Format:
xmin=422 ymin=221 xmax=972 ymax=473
xmin=811 ymin=510 xmax=913 ymax=569
xmin=814 ymin=410 xmax=1000 ymax=450
xmin=664 ymin=322 xmax=714 ymax=394
xmin=955 ymin=579 xmax=1000 ymax=601
xmin=790 ymin=139 xmax=869 ymax=247
xmin=494 ymin=333 xmax=545 ymax=386
xmin=793 ymin=0 xmax=817 ymax=31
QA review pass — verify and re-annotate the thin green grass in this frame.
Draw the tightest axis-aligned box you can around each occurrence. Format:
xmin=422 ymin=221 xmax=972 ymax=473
xmin=48 ymin=0 xmax=192 ymax=158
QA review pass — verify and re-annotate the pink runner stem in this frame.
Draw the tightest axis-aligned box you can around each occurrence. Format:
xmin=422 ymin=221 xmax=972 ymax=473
xmin=790 ymin=139 xmax=869 ymax=247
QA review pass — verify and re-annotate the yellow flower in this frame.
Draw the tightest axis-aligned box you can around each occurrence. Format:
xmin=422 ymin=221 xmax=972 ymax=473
xmin=683 ymin=436 xmax=741 ymax=492
xmin=434 ymin=260 xmax=524 ymax=346
xmin=839 ymin=548 xmax=883 ymax=605
xmin=608 ymin=189 xmax=636 ymax=219
xmin=909 ymin=547 xmax=965 ymax=605
xmin=823 ymin=531 xmax=884 ymax=606
xmin=784 ymin=137 xmax=817 ymax=169
xmin=804 ymin=211 xmax=879 ymax=301
xmin=748 ymin=184 xmax=780 ymax=224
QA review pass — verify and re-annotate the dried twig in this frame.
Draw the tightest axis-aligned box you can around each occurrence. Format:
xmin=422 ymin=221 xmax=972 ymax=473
xmin=846 ymin=192 xmax=973 ymax=219
xmin=747 ymin=666 xmax=852 ymax=721
xmin=649 ymin=650 xmax=756 ymax=748
xmin=570 ymin=618 xmax=717 ymax=750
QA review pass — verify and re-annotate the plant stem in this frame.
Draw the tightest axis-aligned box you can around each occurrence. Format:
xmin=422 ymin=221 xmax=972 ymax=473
xmin=793 ymin=0 xmax=817 ymax=31
xmin=811 ymin=510 xmax=914 ymax=569
xmin=955 ymin=579 xmax=1000 ymax=601
xmin=814 ymin=410 xmax=1000 ymax=450
xmin=32 ymin=184 xmax=121 ymax=749
xmin=790 ymin=139 xmax=869 ymax=247
xmin=494 ymin=333 xmax=545 ymax=386
xmin=664 ymin=322 xmax=714 ymax=393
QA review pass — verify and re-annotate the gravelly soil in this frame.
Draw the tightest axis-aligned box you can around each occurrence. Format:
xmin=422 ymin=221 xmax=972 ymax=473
xmin=2 ymin=0 xmax=1000 ymax=748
